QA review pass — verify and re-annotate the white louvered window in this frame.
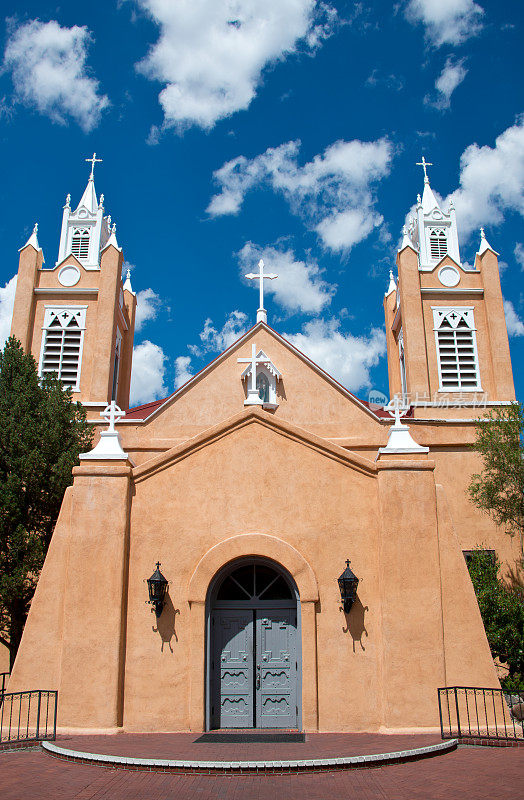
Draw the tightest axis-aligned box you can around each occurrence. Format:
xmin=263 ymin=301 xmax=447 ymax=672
xmin=433 ymin=308 xmax=481 ymax=391
xmin=429 ymin=229 xmax=447 ymax=260
xmin=39 ymin=308 xmax=86 ymax=392
xmin=71 ymin=228 xmax=90 ymax=260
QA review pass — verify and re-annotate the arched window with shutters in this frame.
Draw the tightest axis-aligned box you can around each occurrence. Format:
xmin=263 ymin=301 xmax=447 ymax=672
xmin=71 ymin=228 xmax=90 ymax=260
xmin=429 ymin=228 xmax=448 ymax=260
xmin=39 ymin=307 xmax=86 ymax=392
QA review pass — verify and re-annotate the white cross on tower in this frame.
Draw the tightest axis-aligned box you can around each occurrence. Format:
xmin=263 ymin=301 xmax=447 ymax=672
xmin=245 ymin=259 xmax=278 ymax=324
xmin=384 ymin=393 xmax=410 ymax=427
xmin=85 ymin=152 xmax=103 ymax=179
xmin=101 ymin=400 xmax=125 ymax=433
xmin=416 ymin=156 xmax=433 ymax=183
xmin=238 ymin=343 xmax=268 ymax=405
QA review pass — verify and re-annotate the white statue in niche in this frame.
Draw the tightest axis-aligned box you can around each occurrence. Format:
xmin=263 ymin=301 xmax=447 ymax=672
xmin=256 ymin=372 xmax=270 ymax=403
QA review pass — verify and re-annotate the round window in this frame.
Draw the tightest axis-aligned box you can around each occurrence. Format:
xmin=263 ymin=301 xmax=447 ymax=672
xmin=58 ymin=265 xmax=81 ymax=287
xmin=438 ymin=265 xmax=460 ymax=288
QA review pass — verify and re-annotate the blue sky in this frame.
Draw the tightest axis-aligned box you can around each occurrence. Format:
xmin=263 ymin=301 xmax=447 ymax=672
xmin=0 ymin=0 xmax=522 ymax=406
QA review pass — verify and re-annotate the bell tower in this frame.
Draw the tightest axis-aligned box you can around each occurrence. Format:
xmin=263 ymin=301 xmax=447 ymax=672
xmin=384 ymin=159 xmax=515 ymax=407
xmin=10 ymin=155 xmax=137 ymax=412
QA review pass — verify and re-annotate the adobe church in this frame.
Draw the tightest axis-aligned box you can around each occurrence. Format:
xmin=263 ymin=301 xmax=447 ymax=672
xmin=7 ymin=156 xmax=519 ymax=734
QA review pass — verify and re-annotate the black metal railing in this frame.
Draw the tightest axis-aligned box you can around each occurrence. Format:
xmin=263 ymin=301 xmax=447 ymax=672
xmin=0 ymin=690 xmax=57 ymax=746
xmin=438 ymin=687 xmax=524 ymax=742
xmin=0 ymin=672 xmax=9 ymax=695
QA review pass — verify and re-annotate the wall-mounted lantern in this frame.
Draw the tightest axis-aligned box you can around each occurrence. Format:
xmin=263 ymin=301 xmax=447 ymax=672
xmin=146 ymin=562 xmax=168 ymax=617
xmin=338 ymin=559 xmax=359 ymax=613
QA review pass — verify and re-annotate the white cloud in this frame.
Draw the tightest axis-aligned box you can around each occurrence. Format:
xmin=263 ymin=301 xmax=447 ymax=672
xmin=425 ymin=57 xmax=467 ymax=110
xmin=135 ymin=288 xmax=161 ymax=331
xmin=404 ymin=0 xmax=484 ymax=47
xmin=503 ymin=300 xmax=524 ymax=337
xmin=284 ymin=317 xmax=386 ymax=391
xmin=135 ymin=0 xmax=336 ymax=132
xmin=190 ymin=310 xmax=249 ymax=356
xmin=129 ymin=340 xmax=168 ymax=406
xmin=3 ymin=19 xmax=109 ymax=131
xmin=238 ymin=243 xmax=335 ymax=314
xmin=208 ymin=137 xmax=392 ymax=252
xmin=0 ymin=275 xmax=17 ymax=349
xmin=174 ymin=355 xmax=194 ymax=388
xmin=515 ymin=243 xmax=524 ymax=270
xmin=446 ymin=118 xmax=524 ymax=239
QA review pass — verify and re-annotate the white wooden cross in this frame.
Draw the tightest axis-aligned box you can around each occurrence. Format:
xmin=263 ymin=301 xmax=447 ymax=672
xmin=85 ymin=152 xmax=103 ymax=179
xmin=384 ymin=393 xmax=410 ymax=427
xmin=237 ymin=343 xmax=268 ymax=404
xmin=245 ymin=259 xmax=278 ymax=324
xmin=101 ymin=401 xmax=125 ymax=433
xmin=416 ymin=156 xmax=433 ymax=182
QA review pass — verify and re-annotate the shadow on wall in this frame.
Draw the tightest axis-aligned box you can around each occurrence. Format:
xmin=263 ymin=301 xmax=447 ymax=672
xmin=152 ymin=594 xmax=180 ymax=652
xmin=341 ymin=598 xmax=368 ymax=653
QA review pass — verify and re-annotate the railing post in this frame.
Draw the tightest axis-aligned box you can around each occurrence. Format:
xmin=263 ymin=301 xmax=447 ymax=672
xmin=52 ymin=692 xmax=58 ymax=740
xmin=454 ymin=687 xmax=461 ymax=738
xmin=35 ymin=692 xmax=42 ymax=741
xmin=437 ymin=689 xmax=444 ymax=738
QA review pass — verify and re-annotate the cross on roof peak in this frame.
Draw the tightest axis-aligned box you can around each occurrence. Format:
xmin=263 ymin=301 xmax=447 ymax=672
xmin=416 ymin=156 xmax=433 ymax=183
xmin=245 ymin=258 xmax=278 ymax=324
xmin=85 ymin=152 xmax=102 ymax=180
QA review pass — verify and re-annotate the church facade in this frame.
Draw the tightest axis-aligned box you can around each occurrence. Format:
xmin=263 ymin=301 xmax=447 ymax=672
xmin=7 ymin=160 xmax=519 ymax=734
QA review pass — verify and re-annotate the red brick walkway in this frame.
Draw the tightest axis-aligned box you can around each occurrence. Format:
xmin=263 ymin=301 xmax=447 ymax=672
xmin=0 ymin=744 xmax=521 ymax=799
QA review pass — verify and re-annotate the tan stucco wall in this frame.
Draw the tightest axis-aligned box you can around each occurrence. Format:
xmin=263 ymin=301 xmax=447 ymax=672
xmin=9 ymin=404 xmax=501 ymax=734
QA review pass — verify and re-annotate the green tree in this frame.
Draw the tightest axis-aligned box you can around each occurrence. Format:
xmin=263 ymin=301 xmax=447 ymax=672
xmin=0 ymin=336 xmax=92 ymax=669
xmin=467 ymin=549 xmax=524 ymax=692
xmin=469 ymin=403 xmax=524 ymax=562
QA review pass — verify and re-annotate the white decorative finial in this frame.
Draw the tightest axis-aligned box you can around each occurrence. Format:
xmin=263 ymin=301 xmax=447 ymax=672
xmin=99 ymin=193 xmax=104 ymax=208
xmin=33 ymin=222 xmax=38 ymax=236
xmin=477 ymin=226 xmax=498 ymax=256
xmin=386 ymin=269 xmax=397 ymax=296
xmin=417 ymin=193 xmax=422 ymax=205
xmin=416 ymin=156 xmax=433 ymax=183
xmin=64 ymin=193 xmax=71 ymax=209
xmin=245 ymin=258 xmax=278 ymax=324
xmin=379 ymin=394 xmax=429 ymax=454
xmin=107 ymin=215 xmax=111 ymax=227
xmin=79 ymin=401 xmax=130 ymax=462
xmin=101 ymin=401 xmax=125 ymax=434
xmin=85 ymin=152 xmax=102 ymax=179
xmin=111 ymin=222 xmax=116 ymax=235
xmin=123 ymin=267 xmax=134 ymax=294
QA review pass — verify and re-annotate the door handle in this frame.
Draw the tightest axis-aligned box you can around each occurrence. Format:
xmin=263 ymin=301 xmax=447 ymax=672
xmin=256 ymin=664 xmax=261 ymax=689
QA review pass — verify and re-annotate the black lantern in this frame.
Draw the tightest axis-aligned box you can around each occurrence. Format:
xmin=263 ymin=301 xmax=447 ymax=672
xmin=146 ymin=562 xmax=168 ymax=617
xmin=338 ymin=559 xmax=359 ymax=613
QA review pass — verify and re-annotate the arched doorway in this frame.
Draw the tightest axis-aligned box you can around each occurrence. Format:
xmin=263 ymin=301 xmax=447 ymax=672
xmin=208 ymin=558 xmax=301 ymax=730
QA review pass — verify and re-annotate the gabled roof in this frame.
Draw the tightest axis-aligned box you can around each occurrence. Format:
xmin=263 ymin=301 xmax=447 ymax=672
xmin=133 ymin=405 xmax=378 ymax=483
xmin=124 ymin=322 xmax=391 ymax=423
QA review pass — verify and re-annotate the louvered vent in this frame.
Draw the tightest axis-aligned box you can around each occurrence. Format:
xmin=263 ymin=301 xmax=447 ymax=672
xmin=71 ymin=228 xmax=90 ymax=260
xmin=430 ymin=230 xmax=447 ymax=260
xmin=436 ymin=319 xmax=479 ymax=390
xmin=41 ymin=316 xmax=83 ymax=390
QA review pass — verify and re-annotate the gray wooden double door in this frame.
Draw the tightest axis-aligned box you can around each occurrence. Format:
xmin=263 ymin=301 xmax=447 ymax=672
xmin=211 ymin=608 xmax=298 ymax=729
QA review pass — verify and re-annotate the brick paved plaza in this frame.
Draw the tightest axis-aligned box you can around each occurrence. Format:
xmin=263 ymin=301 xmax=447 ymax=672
xmin=1 ymin=741 xmax=522 ymax=799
